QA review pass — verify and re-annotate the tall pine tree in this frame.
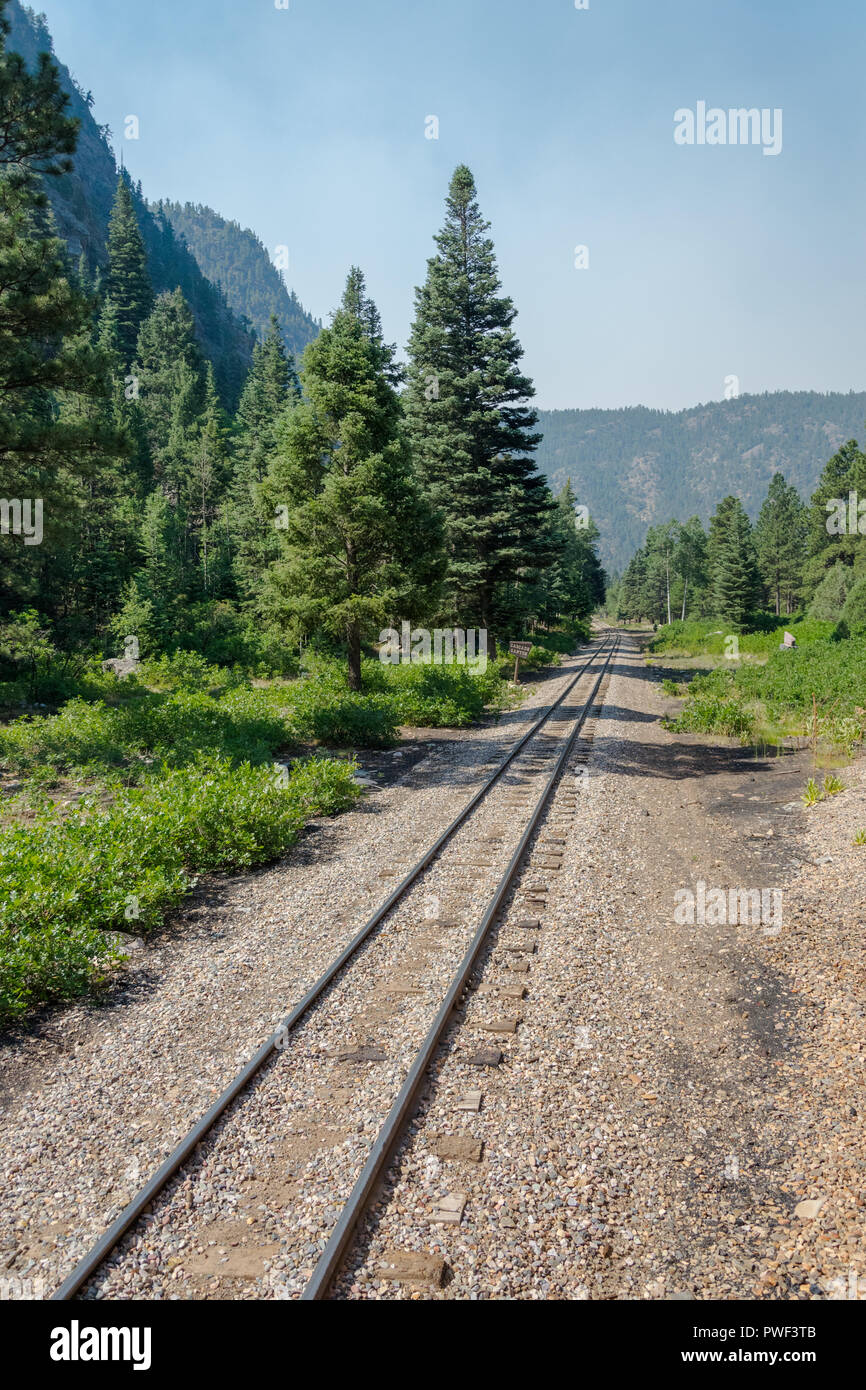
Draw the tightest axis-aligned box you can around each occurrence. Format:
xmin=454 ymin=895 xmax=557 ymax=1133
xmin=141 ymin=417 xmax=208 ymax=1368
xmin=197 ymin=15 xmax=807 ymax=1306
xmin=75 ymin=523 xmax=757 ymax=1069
xmin=675 ymin=516 xmax=708 ymax=619
xmin=261 ymin=269 xmax=443 ymax=690
xmin=532 ymin=483 xmax=605 ymax=629
xmin=754 ymin=472 xmax=806 ymax=616
xmin=105 ymin=173 xmax=153 ymax=372
xmin=803 ymin=440 xmax=866 ymax=596
xmin=133 ymin=288 xmax=205 ymax=482
xmin=707 ymin=496 xmax=760 ymax=625
xmin=229 ymin=315 xmax=300 ymax=604
xmin=405 ymin=166 xmax=553 ymax=642
xmin=0 ymin=0 xmax=123 ymax=618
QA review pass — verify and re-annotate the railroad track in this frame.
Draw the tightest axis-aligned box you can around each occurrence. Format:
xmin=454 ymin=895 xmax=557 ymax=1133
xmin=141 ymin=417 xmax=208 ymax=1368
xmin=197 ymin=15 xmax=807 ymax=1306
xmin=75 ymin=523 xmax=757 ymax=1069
xmin=53 ymin=634 xmax=618 ymax=1301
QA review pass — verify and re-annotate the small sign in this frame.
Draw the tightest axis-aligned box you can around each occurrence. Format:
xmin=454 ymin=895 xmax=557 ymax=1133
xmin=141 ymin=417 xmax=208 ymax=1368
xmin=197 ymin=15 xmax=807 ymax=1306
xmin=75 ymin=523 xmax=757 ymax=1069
xmin=509 ymin=641 xmax=532 ymax=658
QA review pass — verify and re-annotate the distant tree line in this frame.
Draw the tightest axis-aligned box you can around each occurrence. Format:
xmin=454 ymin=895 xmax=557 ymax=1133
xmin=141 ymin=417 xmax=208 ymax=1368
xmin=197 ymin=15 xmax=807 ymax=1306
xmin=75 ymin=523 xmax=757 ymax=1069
xmin=611 ymin=446 xmax=866 ymax=628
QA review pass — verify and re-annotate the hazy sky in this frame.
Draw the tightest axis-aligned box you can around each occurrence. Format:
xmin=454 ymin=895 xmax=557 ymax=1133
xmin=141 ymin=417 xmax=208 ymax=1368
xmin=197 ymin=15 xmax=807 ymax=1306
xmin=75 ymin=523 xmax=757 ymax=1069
xmin=35 ymin=0 xmax=866 ymax=411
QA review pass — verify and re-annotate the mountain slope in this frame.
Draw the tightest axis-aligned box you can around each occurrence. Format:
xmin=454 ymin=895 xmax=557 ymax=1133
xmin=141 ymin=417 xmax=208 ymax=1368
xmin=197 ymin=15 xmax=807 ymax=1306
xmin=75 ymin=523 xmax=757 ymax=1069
xmin=6 ymin=0 xmax=255 ymax=406
xmin=536 ymin=391 xmax=866 ymax=571
xmin=161 ymin=202 xmax=320 ymax=360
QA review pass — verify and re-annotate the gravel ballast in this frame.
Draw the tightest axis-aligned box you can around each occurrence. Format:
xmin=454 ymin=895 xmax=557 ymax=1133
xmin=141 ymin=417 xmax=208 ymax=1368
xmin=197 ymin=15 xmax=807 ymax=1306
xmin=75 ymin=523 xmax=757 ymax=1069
xmin=333 ymin=636 xmax=866 ymax=1300
xmin=0 ymin=646 xmax=601 ymax=1298
xmin=4 ymin=633 xmax=864 ymax=1301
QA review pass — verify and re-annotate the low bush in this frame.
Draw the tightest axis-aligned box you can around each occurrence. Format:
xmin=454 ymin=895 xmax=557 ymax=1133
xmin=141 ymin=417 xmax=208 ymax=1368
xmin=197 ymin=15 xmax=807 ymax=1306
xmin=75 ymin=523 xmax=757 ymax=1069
xmin=664 ymin=691 xmax=756 ymax=741
xmin=359 ymin=659 xmax=505 ymax=726
xmin=660 ymin=634 xmax=866 ymax=748
xmin=649 ymin=617 xmax=834 ymax=658
xmin=0 ymin=688 xmax=291 ymax=782
xmin=0 ymin=755 xmax=359 ymax=1025
xmin=136 ymin=650 xmax=247 ymax=694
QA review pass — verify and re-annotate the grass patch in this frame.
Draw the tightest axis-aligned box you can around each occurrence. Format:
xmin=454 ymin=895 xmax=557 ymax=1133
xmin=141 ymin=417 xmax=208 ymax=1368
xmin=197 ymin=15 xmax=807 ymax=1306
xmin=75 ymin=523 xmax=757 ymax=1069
xmin=802 ymin=773 xmax=846 ymax=806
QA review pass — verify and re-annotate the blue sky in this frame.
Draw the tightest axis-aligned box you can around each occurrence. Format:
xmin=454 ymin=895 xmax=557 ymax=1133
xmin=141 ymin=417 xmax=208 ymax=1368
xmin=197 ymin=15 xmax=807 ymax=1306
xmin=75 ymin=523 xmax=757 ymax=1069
xmin=35 ymin=0 xmax=866 ymax=411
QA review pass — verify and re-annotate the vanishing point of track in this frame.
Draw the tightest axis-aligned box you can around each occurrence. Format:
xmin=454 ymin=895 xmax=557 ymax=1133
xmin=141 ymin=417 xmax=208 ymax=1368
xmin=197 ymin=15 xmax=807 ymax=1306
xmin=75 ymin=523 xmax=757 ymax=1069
xmin=53 ymin=634 xmax=618 ymax=1301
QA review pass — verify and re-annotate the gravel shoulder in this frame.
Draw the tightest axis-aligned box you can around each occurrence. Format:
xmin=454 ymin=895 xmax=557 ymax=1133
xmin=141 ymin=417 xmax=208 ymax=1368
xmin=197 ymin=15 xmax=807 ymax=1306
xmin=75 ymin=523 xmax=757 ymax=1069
xmin=334 ymin=634 xmax=866 ymax=1300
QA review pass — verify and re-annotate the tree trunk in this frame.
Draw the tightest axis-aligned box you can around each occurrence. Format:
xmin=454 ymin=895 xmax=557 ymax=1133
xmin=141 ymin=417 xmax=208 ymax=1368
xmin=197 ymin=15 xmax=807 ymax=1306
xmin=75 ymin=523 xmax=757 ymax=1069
xmin=480 ymin=592 xmax=496 ymax=659
xmin=347 ymin=620 xmax=362 ymax=692
xmin=680 ymin=577 xmax=688 ymax=622
xmin=345 ymin=538 xmax=362 ymax=691
xmin=665 ymin=556 xmax=672 ymax=626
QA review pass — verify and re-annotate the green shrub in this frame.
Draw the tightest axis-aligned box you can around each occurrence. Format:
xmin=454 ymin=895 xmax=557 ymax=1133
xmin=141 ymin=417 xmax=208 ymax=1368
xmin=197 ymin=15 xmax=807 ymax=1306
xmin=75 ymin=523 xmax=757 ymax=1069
xmin=0 ymin=688 xmax=292 ymax=780
xmin=303 ymin=693 xmax=398 ymax=747
xmin=664 ymin=693 xmax=755 ymax=741
xmin=275 ymin=657 xmax=506 ymax=738
xmin=0 ymin=755 xmax=359 ymax=1024
xmin=808 ymin=562 xmax=858 ymax=621
xmin=360 ymin=659 xmax=505 ymax=726
xmin=649 ymin=616 xmax=834 ymax=658
xmin=842 ymin=575 xmax=866 ymax=629
xmin=137 ymin=650 xmax=246 ymax=694
xmin=0 ymin=610 xmax=82 ymax=703
xmin=660 ymin=633 xmax=866 ymax=748
xmin=0 ymin=652 xmax=510 ymax=783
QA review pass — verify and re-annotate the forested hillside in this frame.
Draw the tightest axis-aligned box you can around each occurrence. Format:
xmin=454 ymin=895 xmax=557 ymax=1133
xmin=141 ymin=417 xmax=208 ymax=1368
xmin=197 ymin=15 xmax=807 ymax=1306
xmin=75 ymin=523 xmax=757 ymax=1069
xmin=161 ymin=202 xmax=320 ymax=359
xmin=537 ymin=392 xmax=866 ymax=572
xmin=5 ymin=0 xmax=256 ymax=406
xmin=0 ymin=0 xmax=603 ymax=675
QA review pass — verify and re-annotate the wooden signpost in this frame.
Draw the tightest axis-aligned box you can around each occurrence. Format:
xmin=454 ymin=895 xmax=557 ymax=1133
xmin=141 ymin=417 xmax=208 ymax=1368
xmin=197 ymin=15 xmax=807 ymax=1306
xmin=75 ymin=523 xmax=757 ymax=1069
xmin=509 ymin=639 xmax=533 ymax=682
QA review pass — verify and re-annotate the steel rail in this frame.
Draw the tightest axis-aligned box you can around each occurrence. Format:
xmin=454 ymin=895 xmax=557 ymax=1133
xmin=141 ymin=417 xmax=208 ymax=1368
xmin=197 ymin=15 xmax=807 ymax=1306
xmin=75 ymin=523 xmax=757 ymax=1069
xmin=301 ymin=638 xmax=618 ymax=1299
xmin=52 ymin=636 xmax=614 ymax=1300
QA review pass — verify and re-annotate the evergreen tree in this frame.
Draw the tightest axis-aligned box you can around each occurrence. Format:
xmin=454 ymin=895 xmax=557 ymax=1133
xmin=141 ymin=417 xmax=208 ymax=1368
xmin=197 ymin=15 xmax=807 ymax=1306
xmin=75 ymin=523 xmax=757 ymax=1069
xmin=229 ymin=315 xmax=300 ymax=604
xmin=105 ymin=174 xmax=153 ymax=370
xmin=643 ymin=521 xmax=680 ymax=626
xmin=95 ymin=296 xmax=151 ymax=491
xmin=534 ymin=483 xmax=605 ymax=627
xmin=707 ymin=496 xmax=760 ymax=625
xmin=405 ymin=165 xmax=552 ymax=640
xmin=675 ymin=516 xmax=708 ymax=619
xmin=0 ymin=0 xmax=123 ymax=616
xmin=261 ymin=269 xmax=444 ymax=690
xmin=619 ymin=549 xmax=649 ymax=623
xmin=754 ymin=471 xmax=807 ymax=615
xmin=808 ymin=561 xmax=858 ymax=620
xmin=133 ymin=288 xmax=205 ymax=480
xmin=51 ymin=313 xmax=140 ymax=644
xmin=193 ymin=364 xmax=232 ymax=597
xmin=113 ymin=490 xmax=186 ymax=655
xmin=128 ymin=290 xmax=226 ymax=630
xmin=803 ymin=440 xmax=866 ymax=596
